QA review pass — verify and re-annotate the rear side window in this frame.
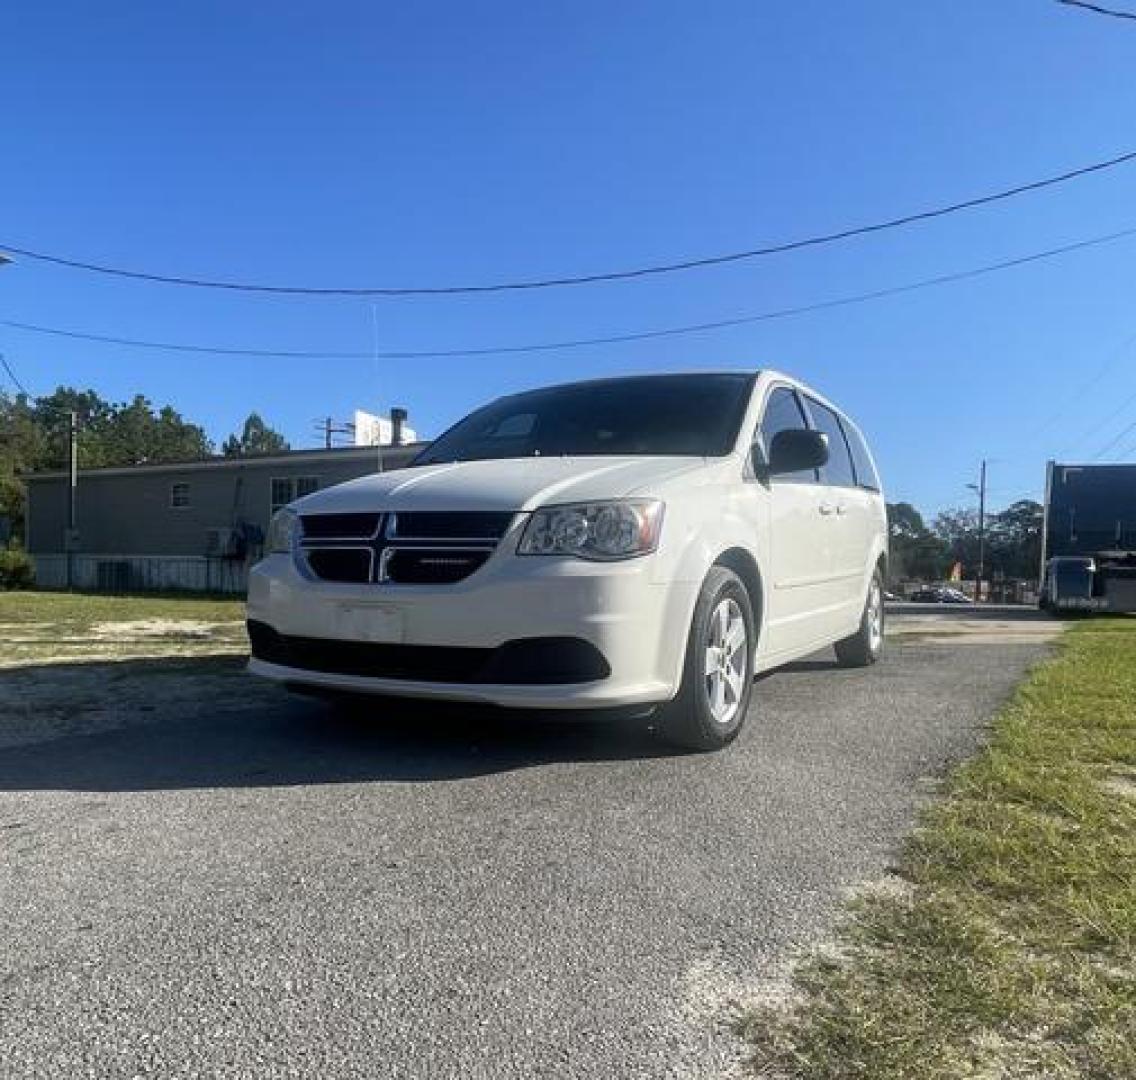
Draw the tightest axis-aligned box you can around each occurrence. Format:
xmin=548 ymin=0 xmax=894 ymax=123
xmin=805 ymin=398 xmax=856 ymax=488
xmin=841 ymin=418 xmax=881 ymax=491
xmin=759 ymin=387 xmax=817 ymax=483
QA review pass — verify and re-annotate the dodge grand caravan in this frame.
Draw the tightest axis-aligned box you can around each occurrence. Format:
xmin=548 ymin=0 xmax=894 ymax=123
xmin=247 ymin=372 xmax=887 ymax=750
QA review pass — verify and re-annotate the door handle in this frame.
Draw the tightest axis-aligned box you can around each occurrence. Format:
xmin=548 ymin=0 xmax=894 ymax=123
xmin=835 ymin=503 xmax=848 ymax=516
xmin=818 ymin=502 xmax=835 ymax=516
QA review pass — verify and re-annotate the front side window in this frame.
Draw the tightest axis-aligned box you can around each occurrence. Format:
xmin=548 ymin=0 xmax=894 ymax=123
xmin=759 ymin=386 xmax=817 ymax=483
xmin=805 ymin=398 xmax=856 ymax=488
xmin=416 ymin=374 xmax=755 ymax=464
xmin=170 ymin=482 xmax=190 ymax=509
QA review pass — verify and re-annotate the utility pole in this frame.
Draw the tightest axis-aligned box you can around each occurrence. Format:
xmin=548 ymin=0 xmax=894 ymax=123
xmin=66 ymin=410 xmax=78 ymax=590
xmin=314 ymin=416 xmax=353 ymax=449
xmin=975 ymin=460 xmax=987 ymax=604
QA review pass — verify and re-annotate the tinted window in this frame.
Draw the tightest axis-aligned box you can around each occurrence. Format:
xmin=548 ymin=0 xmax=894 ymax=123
xmin=417 ymin=374 xmax=754 ymax=463
xmin=841 ymin=418 xmax=881 ymax=491
xmin=759 ymin=387 xmax=816 ymax=483
xmin=806 ymin=398 xmax=856 ymax=487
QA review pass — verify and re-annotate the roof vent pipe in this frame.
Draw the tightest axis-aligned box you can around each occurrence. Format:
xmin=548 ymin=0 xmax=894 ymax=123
xmin=390 ymin=407 xmax=408 ymax=447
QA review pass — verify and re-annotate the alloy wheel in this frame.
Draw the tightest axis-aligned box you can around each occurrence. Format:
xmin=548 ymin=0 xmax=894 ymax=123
xmin=867 ymin=579 xmax=884 ymax=653
xmin=704 ymin=597 xmax=747 ymax=726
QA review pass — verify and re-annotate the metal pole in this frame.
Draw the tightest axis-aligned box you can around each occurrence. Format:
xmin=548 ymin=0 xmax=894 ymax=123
xmin=66 ymin=410 xmax=78 ymax=590
xmin=1039 ymin=460 xmax=1053 ymax=590
xmin=976 ymin=459 xmax=987 ymax=603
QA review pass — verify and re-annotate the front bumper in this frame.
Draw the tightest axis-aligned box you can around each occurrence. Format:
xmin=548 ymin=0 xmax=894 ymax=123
xmin=245 ymin=551 xmax=693 ymax=708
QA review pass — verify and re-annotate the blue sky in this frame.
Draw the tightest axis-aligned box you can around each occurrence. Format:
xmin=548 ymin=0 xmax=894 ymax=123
xmin=2 ymin=0 xmax=1136 ymax=516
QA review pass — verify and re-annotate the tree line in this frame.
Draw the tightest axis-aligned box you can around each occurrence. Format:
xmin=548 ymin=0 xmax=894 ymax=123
xmin=887 ymin=499 xmax=1043 ymax=582
xmin=1 ymin=385 xmax=289 ymax=540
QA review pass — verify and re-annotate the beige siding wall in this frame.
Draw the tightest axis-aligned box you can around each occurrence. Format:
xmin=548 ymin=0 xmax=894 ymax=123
xmin=26 ymin=448 xmax=417 ymax=556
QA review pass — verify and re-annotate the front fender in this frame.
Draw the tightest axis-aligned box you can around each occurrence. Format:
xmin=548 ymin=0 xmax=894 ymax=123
xmin=654 ymin=497 xmax=766 ymax=693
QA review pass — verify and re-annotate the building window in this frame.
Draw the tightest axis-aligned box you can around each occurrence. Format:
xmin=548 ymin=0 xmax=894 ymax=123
xmin=270 ymin=478 xmax=292 ymax=515
xmin=271 ymin=476 xmax=319 ymax=515
xmin=170 ymin=482 xmax=191 ymax=509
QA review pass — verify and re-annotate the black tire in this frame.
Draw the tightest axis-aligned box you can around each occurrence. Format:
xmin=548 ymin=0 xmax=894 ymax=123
xmin=834 ymin=568 xmax=885 ymax=668
xmin=659 ymin=566 xmax=756 ymax=752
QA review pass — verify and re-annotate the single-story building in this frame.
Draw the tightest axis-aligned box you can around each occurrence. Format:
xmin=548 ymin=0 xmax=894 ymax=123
xmin=24 ymin=442 xmax=423 ymax=593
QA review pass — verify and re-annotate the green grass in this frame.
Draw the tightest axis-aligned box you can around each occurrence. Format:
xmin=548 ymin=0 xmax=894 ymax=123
xmin=0 ymin=590 xmax=244 ymax=626
xmin=740 ymin=619 xmax=1136 ymax=1079
xmin=0 ymin=590 xmax=247 ymax=665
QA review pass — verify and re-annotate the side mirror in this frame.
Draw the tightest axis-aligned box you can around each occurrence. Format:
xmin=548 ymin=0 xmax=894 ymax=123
xmin=768 ymin=429 xmax=829 ymax=476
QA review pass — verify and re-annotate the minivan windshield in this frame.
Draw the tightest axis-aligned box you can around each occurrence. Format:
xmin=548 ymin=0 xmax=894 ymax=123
xmin=416 ymin=374 xmax=755 ymax=464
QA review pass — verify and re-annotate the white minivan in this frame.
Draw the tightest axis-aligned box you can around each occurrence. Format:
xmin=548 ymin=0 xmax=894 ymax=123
xmin=248 ymin=371 xmax=887 ymax=750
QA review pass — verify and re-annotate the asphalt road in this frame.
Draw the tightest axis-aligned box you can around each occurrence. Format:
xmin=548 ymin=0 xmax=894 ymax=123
xmin=0 ymin=630 xmax=1049 ymax=1079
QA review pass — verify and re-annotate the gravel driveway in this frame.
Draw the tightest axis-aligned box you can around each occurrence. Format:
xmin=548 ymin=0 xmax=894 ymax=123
xmin=0 ymin=622 xmax=1051 ymax=1079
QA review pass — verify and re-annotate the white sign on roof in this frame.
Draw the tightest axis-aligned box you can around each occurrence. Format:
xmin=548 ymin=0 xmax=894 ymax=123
xmin=353 ymin=410 xmax=417 ymax=447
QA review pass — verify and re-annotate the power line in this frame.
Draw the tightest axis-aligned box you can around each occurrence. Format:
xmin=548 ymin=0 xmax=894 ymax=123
xmin=3 ymin=148 xmax=1136 ymax=296
xmin=1057 ymin=0 xmax=1136 ymax=21
xmin=1064 ymin=381 xmax=1136 ymax=458
xmin=0 ymin=353 xmax=85 ymax=422
xmin=0 ymin=351 xmax=33 ymax=397
xmin=3 ymin=226 xmax=1135 ymax=362
xmin=1029 ymin=331 xmax=1136 ymax=443
xmin=1093 ymin=417 xmax=1136 ymax=459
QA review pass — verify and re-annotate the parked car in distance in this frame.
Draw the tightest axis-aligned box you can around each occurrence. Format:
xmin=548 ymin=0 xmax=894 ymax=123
xmin=247 ymin=371 xmax=888 ymax=751
xmin=909 ymin=586 xmax=972 ymax=604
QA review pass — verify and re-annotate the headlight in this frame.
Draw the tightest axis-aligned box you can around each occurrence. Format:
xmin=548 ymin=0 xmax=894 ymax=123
xmin=518 ymin=500 xmax=664 ymax=561
xmin=266 ymin=508 xmax=298 ymax=554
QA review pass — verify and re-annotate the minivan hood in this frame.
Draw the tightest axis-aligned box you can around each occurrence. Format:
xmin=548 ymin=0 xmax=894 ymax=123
xmin=294 ymin=456 xmax=712 ymax=514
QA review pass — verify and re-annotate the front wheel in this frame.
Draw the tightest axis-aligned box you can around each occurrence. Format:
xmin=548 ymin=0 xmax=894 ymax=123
xmin=659 ymin=566 xmax=755 ymax=752
xmin=834 ymin=568 xmax=885 ymax=668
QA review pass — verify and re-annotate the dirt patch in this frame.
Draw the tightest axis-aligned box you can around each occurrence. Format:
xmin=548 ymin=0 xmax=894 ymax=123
xmin=888 ymin=615 xmax=1063 ymax=646
xmin=89 ymin=618 xmax=220 ymax=640
xmin=678 ymin=951 xmax=802 ymax=1080
xmin=1101 ymin=774 xmax=1136 ymax=800
xmin=1 ymin=619 xmax=248 ymax=669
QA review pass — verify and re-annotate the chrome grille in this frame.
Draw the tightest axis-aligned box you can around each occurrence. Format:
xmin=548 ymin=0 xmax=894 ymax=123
xmin=388 ymin=511 xmax=516 ymax=541
xmin=300 ymin=513 xmax=381 ymax=540
xmin=298 ymin=511 xmax=515 ymax=585
xmin=382 ymin=548 xmax=491 ymax=584
xmin=305 ymin=548 xmax=372 ymax=583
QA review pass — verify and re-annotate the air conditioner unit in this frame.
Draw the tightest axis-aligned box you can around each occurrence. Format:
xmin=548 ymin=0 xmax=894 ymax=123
xmin=205 ymin=527 xmax=242 ymax=558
